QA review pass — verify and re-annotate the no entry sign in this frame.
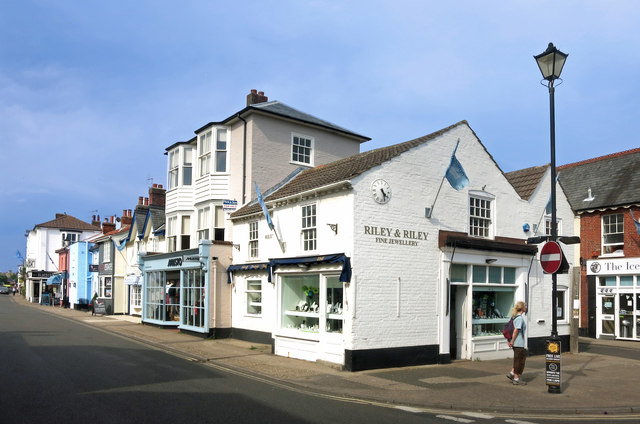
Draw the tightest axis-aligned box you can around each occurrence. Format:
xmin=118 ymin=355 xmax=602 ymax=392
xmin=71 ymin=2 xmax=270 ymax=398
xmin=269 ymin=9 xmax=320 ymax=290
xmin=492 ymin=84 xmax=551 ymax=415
xmin=541 ymin=241 xmax=563 ymax=274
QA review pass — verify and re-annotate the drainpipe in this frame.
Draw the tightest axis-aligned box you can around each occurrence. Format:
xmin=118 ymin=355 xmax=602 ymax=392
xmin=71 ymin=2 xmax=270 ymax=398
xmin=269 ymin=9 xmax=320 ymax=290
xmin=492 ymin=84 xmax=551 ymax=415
xmin=237 ymin=114 xmax=248 ymax=204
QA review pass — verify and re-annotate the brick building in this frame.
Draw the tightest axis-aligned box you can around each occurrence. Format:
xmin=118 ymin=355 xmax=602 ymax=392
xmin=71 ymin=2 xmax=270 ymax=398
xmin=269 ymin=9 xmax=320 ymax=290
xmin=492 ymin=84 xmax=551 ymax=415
xmin=558 ymin=148 xmax=640 ymax=340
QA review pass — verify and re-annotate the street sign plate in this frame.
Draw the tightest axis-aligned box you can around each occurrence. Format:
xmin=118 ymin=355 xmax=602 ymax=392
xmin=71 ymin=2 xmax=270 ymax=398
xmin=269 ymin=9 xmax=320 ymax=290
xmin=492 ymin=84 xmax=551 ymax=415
xmin=541 ymin=241 xmax=563 ymax=274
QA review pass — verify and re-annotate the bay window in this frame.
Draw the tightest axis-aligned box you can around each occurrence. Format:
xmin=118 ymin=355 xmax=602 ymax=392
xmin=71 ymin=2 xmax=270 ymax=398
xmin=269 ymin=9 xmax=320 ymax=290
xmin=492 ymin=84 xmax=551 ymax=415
xmin=199 ymin=131 xmax=212 ymax=177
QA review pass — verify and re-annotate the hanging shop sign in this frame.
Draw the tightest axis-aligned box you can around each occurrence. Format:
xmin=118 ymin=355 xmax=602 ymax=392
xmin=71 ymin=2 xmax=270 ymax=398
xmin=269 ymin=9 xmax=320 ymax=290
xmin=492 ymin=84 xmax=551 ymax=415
xmin=363 ymin=225 xmax=429 ymax=247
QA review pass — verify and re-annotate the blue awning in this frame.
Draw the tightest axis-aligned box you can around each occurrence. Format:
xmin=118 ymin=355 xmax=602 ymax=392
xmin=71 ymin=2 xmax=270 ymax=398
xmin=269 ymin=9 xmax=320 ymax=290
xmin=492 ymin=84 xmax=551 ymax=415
xmin=226 ymin=254 xmax=351 ymax=284
xmin=227 ymin=263 xmax=269 ymax=284
xmin=268 ymin=254 xmax=351 ymax=283
xmin=46 ymin=274 xmax=61 ymax=285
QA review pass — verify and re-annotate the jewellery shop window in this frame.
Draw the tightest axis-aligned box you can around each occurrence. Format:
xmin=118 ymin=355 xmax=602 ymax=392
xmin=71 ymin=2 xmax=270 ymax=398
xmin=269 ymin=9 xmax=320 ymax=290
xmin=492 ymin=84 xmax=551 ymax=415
xmin=280 ymin=274 xmax=343 ymax=334
xmin=468 ymin=265 xmax=517 ymax=338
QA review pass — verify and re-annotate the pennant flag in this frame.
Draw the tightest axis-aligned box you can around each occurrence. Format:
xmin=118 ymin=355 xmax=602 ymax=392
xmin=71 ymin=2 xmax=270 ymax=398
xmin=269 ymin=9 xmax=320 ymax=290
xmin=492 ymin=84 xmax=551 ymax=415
xmin=631 ymin=210 xmax=640 ymax=236
xmin=255 ymin=183 xmax=274 ymax=231
xmin=445 ymin=140 xmax=469 ymax=191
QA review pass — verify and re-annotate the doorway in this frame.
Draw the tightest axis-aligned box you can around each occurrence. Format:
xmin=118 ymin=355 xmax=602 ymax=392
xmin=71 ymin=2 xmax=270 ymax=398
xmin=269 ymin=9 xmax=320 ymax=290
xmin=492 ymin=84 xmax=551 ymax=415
xmin=449 ymin=285 xmax=469 ymax=360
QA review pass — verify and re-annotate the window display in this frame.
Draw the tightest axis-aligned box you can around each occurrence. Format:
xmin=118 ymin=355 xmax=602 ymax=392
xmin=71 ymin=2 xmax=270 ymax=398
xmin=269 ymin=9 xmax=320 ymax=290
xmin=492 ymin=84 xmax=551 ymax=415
xmin=471 ymin=289 xmax=514 ymax=337
xmin=280 ymin=274 xmax=343 ymax=334
xmin=182 ymin=269 xmax=204 ymax=328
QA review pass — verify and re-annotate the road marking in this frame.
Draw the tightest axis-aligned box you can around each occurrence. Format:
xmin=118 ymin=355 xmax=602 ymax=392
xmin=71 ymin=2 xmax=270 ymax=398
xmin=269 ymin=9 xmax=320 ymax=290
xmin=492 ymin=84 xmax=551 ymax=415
xmin=505 ymin=419 xmax=538 ymax=424
xmin=436 ymin=415 xmax=475 ymax=423
xmin=462 ymin=411 xmax=494 ymax=419
xmin=394 ymin=405 xmax=424 ymax=413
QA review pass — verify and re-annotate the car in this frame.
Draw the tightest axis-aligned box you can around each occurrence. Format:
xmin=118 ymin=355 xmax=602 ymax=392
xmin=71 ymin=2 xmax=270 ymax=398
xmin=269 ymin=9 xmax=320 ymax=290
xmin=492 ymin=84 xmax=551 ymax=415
xmin=0 ymin=286 xmax=10 ymax=295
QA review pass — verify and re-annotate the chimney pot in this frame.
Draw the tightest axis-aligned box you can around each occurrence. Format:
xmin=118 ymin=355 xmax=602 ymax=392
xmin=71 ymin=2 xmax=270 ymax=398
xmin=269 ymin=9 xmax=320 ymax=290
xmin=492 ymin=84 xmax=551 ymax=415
xmin=139 ymin=196 xmax=143 ymax=205
xmin=251 ymin=89 xmax=257 ymax=94
xmin=153 ymin=183 xmax=158 ymax=188
xmin=144 ymin=198 xmax=149 ymax=206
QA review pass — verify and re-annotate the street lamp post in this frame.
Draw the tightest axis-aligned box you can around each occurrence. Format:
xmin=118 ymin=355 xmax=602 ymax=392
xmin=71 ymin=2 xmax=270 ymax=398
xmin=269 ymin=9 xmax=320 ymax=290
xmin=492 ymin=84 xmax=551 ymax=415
xmin=535 ymin=42 xmax=568 ymax=394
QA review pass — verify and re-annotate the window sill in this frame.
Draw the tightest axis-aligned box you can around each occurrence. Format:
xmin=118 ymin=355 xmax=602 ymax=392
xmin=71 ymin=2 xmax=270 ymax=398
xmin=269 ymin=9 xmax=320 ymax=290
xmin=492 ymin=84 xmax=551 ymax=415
xmin=599 ymin=251 xmax=625 ymax=258
xmin=289 ymin=161 xmax=313 ymax=168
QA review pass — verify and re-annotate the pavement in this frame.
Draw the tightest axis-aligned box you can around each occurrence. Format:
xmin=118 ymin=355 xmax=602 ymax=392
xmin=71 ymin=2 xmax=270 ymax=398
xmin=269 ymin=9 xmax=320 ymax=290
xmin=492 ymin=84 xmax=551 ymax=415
xmin=15 ymin=295 xmax=640 ymax=418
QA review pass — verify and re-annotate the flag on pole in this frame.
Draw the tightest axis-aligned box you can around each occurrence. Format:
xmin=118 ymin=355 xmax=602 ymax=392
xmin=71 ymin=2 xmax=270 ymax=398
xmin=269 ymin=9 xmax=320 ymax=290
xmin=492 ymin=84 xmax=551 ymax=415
xmin=255 ymin=183 xmax=274 ymax=231
xmin=631 ymin=210 xmax=640 ymax=235
xmin=445 ymin=140 xmax=469 ymax=191
xmin=15 ymin=250 xmax=24 ymax=261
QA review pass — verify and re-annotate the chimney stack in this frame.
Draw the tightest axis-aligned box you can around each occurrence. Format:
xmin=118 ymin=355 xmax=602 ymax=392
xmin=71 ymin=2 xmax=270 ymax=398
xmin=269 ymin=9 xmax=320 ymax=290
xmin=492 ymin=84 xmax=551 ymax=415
xmin=92 ymin=215 xmax=101 ymax=227
xmin=149 ymin=184 xmax=166 ymax=207
xmin=246 ymin=89 xmax=269 ymax=106
xmin=102 ymin=217 xmax=116 ymax=234
xmin=120 ymin=209 xmax=133 ymax=226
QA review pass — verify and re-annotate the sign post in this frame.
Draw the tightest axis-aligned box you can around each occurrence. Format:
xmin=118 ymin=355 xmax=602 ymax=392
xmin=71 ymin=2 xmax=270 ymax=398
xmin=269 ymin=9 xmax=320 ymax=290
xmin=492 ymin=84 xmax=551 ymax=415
xmin=541 ymin=241 xmax=563 ymax=393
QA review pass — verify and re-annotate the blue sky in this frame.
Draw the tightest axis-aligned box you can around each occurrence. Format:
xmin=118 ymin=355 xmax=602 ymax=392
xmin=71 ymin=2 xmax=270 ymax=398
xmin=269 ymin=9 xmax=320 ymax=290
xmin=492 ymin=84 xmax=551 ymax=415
xmin=2 ymin=1 xmax=640 ymax=272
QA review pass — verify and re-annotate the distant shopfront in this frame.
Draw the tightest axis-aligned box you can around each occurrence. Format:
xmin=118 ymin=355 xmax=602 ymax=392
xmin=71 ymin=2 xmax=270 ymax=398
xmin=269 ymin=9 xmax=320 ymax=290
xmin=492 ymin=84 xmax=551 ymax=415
xmin=587 ymin=257 xmax=640 ymax=340
xmin=26 ymin=270 xmax=55 ymax=303
xmin=139 ymin=240 xmax=232 ymax=336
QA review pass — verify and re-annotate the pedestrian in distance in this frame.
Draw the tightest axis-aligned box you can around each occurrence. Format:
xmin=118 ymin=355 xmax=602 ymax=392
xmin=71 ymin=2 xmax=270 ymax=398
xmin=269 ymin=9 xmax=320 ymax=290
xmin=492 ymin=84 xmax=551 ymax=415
xmin=506 ymin=301 xmax=527 ymax=386
xmin=90 ymin=292 xmax=98 ymax=316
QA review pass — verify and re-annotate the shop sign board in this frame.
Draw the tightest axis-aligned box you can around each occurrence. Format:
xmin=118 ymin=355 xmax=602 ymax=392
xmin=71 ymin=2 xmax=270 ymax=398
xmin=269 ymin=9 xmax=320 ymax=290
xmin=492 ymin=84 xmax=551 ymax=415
xmin=587 ymin=257 xmax=640 ymax=276
xmin=540 ymin=242 xmax=562 ymax=274
xmin=94 ymin=300 xmax=107 ymax=315
xmin=545 ymin=339 xmax=562 ymax=392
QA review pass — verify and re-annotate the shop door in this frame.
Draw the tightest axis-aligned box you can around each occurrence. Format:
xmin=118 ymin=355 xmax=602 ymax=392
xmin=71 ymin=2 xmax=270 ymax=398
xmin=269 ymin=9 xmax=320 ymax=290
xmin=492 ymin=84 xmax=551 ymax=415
xmin=449 ymin=285 xmax=469 ymax=360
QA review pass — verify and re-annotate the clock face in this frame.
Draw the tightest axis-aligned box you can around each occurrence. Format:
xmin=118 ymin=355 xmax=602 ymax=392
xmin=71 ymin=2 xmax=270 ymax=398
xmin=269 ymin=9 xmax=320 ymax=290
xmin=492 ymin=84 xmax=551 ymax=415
xmin=371 ymin=179 xmax=391 ymax=204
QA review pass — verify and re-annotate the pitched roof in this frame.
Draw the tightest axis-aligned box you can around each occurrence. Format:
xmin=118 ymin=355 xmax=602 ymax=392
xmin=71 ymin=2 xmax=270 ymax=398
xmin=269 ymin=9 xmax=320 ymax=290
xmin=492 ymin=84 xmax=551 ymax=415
xmin=186 ymin=100 xmax=370 ymax=145
xmin=558 ymin=147 xmax=640 ymax=212
xmin=504 ymin=164 xmax=549 ymax=200
xmin=34 ymin=214 xmax=101 ymax=232
xmin=232 ymin=121 xmax=468 ymax=219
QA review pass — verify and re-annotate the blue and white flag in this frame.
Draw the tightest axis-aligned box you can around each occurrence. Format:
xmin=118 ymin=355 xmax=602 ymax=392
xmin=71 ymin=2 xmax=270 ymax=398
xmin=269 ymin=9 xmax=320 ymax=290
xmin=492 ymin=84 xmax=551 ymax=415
xmin=15 ymin=250 xmax=24 ymax=261
xmin=631 ymin=210 xmax=640 ymax=236
xmin=255 ymin=183 xmax=274 ymax=231
xmin=445 ymin=140 xmax=469 ymax=191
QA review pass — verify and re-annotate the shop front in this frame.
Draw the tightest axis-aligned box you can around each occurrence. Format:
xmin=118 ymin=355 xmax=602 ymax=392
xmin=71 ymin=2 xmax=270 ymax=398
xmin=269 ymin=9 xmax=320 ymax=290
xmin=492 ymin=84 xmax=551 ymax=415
xmin=26 ymin=270 xmax=55 ymax=303
xmin=140 ymin=240 xmax=232 ymax=336
xmin=587 ymin=257 xmax=640 ymax=340
xmin=125 ymin=274 xmax=143 ymax=316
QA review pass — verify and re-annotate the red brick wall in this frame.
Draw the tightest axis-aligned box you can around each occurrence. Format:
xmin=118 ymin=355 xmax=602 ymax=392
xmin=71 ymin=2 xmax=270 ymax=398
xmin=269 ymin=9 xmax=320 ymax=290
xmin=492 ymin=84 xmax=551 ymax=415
xmin=578 ymin=207 xmax=640 ymax=328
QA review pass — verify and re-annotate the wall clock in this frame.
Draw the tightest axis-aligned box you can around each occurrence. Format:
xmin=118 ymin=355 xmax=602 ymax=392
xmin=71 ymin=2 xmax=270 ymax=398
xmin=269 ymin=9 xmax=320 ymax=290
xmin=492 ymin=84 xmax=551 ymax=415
xmin=371 ymin=179 xmax=391 ymax=204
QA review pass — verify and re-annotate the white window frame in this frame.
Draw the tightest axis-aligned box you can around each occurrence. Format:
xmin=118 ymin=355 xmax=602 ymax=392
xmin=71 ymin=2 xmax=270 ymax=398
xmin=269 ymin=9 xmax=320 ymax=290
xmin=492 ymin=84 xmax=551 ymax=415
xmin=198 ymin=130 xmax=212 ymax=177
xmin=215 ymin=128 xmax=228 ymax=173
xmin=469 ymin=191 xmax=494 ymax=238
xmin=214 ymin=206 xmax=225 ymax=241
xmin=602 ymin=213 xmax=624 ymax=256
xmin=544 ymin=215 xmax=562 ymax=237
xmin=132 ymin=284 xmax=142 ymax=308
xmin=249 ymin=221 xmax=259 ymax=259
xmin=301 ymin=203 xmax=317 ymax=251
xmin=168 ymin=149 xmax=179 ymax=189
xmin=181 ymin=215 xmax=191 ymax=251
xmin=103 ymin=240 xmax=112 ymax=263
xmin=197 ymin=207 xmax=210 ymax=241
xmin=291 ymin=133 xmax=314 ymax=166
xmin=167 ymin=216 xmax=177 ymax=253
xmin=555 ymin=287 xmax=568 ymax=324
xmin=183 ymin=147 xmax=193 ymax=186
xmin=246 ymin=279 xmax=262 ymax=316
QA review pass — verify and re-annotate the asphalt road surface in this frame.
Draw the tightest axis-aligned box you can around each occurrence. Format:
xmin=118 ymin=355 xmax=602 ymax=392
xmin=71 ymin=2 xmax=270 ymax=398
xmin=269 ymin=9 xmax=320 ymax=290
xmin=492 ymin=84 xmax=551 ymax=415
xmin=2 ymin=295 xmax=639 ymax=424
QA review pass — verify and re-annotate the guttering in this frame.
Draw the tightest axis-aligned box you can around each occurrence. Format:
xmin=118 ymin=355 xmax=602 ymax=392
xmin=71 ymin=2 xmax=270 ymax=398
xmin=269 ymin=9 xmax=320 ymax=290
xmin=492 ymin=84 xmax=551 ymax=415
xmin=237 ymin=113 xmax=248 ymax=204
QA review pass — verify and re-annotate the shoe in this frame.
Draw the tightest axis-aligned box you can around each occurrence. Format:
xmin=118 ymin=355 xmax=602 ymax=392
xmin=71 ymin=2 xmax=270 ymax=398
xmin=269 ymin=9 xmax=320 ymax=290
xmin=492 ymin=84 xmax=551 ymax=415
xmin=506 ymin=373 xmax=514 ymax=381
xmin=512 ymin=379 xmax=527 ymax=386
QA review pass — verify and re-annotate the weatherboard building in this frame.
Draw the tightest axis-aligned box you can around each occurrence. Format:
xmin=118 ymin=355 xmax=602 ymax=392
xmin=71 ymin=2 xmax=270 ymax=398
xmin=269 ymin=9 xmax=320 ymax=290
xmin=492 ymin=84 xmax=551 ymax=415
xmin=228 ymin=121 xmax=577 ymax=370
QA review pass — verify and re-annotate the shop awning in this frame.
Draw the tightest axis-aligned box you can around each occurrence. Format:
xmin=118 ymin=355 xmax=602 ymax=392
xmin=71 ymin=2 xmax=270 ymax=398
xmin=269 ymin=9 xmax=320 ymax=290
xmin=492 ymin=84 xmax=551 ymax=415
xmin=46 ymin=274 xmax=62 ymax=285
xmin=227 ymin=254 xmax=352 ymax=284
xmin=226 ymin=263 xmax=269 ymax=284
xmin=268 ymin=254 xmax=351 ymax=283
xmin=124 ymin=274 xmax=141 ymax=285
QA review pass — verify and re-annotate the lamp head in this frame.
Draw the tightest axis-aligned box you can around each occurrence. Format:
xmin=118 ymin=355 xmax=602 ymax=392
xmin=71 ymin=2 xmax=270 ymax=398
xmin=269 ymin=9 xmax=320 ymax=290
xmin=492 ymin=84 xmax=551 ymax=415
xmin=534 ymin=42 xmax=568 ymax=81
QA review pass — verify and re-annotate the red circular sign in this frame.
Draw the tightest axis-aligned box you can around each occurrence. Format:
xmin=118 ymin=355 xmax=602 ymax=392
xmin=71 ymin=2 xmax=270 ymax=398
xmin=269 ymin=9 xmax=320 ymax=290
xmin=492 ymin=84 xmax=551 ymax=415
xmin=540 ymin=241 xmax=563 ymax=274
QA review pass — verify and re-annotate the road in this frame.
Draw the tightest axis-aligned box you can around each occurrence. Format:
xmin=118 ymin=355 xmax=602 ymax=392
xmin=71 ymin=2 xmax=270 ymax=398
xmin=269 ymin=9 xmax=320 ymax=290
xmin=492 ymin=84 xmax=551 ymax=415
xmin=1 ymin=295 xmax=638 ymax=424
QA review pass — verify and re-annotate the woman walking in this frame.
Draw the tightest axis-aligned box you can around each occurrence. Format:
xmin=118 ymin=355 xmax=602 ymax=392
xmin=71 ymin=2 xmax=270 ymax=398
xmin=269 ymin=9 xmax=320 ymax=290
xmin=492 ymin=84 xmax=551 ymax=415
xmin=507 ymin=301 xmax=527 ymax=385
